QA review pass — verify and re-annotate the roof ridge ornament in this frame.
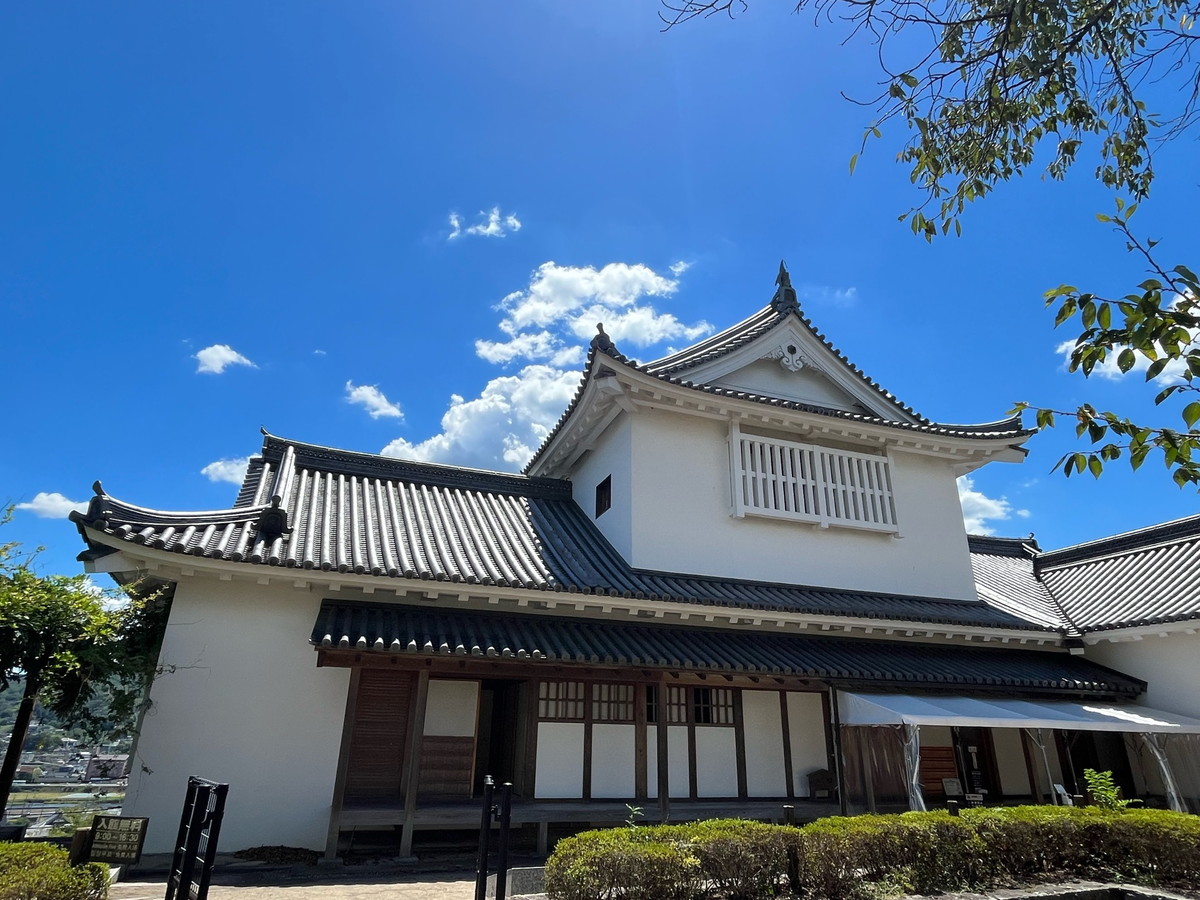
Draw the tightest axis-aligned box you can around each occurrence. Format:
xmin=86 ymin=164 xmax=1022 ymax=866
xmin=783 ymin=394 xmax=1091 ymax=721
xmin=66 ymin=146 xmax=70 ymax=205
xmin=591 ymin=322 xmax=616 ymax=354
xmin=771 ymin=260 xmax=800 ymax=315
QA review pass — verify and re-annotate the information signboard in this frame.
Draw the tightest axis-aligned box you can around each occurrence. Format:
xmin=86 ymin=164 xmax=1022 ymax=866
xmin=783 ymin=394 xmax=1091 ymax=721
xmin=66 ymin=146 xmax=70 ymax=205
xmin=88 ymin=815 xmax=149 ymax=865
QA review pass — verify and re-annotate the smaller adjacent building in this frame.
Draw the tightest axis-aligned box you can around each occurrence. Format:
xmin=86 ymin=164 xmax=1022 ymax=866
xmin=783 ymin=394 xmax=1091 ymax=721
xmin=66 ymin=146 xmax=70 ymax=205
xmin=72 ymin=266 xmax=1200 ymax=857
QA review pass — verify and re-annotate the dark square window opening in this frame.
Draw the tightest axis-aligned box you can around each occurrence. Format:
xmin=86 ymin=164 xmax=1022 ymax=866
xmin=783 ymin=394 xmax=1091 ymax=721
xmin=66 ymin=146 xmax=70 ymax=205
xmin=595 ymin=475 xmax=612 ymax=518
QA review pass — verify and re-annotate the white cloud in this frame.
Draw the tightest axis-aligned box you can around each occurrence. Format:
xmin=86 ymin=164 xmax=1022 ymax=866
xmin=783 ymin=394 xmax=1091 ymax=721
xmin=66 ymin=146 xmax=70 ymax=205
xmin=15 ymin=492 xmax=89 ymax=518
xmin=313 ymin=349 xmax=327 ymax=356
xmin=195 ymin=344 xmax=256 ymax=374
xmin=381 ymin=366 xmax=580 ymax=470
xmin=383 ymin=258 xmax=709 ymax=470
xmin=493 ymin=261 xmax=712 ymax=355
xmin=201 ymin=457 xmax=251 ymax=485
xmin=669 ymin=260 xmax=692 ymax=277
xmin=346 ymin=381 xmax=404 ymax=419
xmin=448 ymin=207 xmax=522 ymax=240
xmin=1055 ymin=338 xmax=1192 ymax=384
xmin=957 ymin=476 xmax=1029 ymax=535
xmin=567 ymin=304 xmax=712 ymax=346
xmin=800 ymin=283 xmax=859 ymax=308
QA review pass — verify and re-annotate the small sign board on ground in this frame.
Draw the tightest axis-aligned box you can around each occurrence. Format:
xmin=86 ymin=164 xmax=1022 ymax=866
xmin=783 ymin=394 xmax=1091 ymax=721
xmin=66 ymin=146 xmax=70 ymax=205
xmin=88 ymin=815 xmax=149 ymax=865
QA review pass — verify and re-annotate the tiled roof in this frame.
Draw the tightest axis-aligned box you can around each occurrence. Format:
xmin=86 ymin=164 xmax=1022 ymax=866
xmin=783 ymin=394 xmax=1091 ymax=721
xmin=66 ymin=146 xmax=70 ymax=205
xmin=1035 ymin=515 xmax=1200 ymax=632
xmin=310 ymin=602 xmax=1142 ymax=697
xmin=72 ymin=434 xmax=1051 ymax=632
xmin=524 ymin=292 xmax=1030 ymax=474
xmin=643 ymin=298 xmax=932 ymax=423
xmin=967 ymin=536 xmax=1070 ymax=632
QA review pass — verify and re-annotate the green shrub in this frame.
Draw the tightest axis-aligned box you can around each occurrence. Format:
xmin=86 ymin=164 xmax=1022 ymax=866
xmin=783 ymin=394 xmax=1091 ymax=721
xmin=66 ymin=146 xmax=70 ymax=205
xmin=689 ymin=819 xmax=787 ymax=900
xmin=544 ymin=806 xmax=1200 ymax=900
xmin=545 ymin=828 xmax=700 ymax=900
xmin=0 ymin=842 xmax=108 ymax=900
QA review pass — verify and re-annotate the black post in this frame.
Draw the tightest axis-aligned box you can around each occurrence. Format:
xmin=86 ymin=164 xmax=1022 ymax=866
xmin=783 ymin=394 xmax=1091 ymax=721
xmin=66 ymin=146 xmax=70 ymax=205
xmin=474 ymin=776 xmax=495 ymax=900
xmin=495 ymin=783 xmax=513 ymax=900
xmin=947 ymin=800 xmax=959 ymax=817
xmin=782 ymin=805 xmax=795 ymax=826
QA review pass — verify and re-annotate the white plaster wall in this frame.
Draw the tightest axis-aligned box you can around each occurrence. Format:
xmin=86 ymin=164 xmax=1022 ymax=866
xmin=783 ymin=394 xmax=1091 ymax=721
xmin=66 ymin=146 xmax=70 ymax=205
xmin=123 ymin=578 xmax=350 ymax=854
xmin=627 ymin=411 xmax=978 ymax=600
xmin=569 ymin=416 xmax=634 ymax=562
xmin=535 ymin=723 xmax=584 ymax=798
xmin=591 ymin=724 xmax=636 ymax=798
xmin=787 ymin=692 xmax=828 ymax=797
xmin=993 ymin=728 xmax=1031 ymax=796
xmin=1085 ymin=631 xmax=1200 ymax=719
xmin=424 ymin=681 xmax=478 ymax=736
xmin=743 ymin=691 xmax=787 ymax=797
xmin=695 ymin=727 xmax=739 ymax=797
xmin=647 ymin=726 xmax=690 ymax=799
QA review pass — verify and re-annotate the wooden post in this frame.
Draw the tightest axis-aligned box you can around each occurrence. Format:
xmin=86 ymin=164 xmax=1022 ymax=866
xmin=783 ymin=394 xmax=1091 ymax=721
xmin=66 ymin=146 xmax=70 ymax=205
xmin=828 ymin=687 xmax=848 ymax=816
xmin=324 ymin=668 xmax=362 ymax=860
xmin=1019 ymin=729 xmax=1041 ymax=803
xmin=634 ymin=684 xmax=648 ymax=799
xmin=399 ymin=669 xmax=431 ymax=858
xmin=68 ymin=827 xmax=92 ymax=866
xmin=656 ymin=677 xmax=670 ymax=823
xmin=733 ymin=689 xmax=748 ymax=799
xmin=779 ymin=691 xmax=795 ymax=800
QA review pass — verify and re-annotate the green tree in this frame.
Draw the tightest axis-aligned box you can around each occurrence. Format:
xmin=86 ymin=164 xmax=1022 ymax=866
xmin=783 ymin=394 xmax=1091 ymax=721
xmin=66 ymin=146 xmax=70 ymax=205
xmin=0 ymin=510 xmax=169 ymax=816
xmin=665 ymin=0 xmax=1200 ymax=485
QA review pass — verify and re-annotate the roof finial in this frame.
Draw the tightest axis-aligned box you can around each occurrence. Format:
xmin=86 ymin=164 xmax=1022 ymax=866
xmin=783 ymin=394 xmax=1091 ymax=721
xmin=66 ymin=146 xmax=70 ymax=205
xmin=771 ymin=260 xmax=800 ymax=315
xmin=591 ymin=322 xmax=615 ymax=354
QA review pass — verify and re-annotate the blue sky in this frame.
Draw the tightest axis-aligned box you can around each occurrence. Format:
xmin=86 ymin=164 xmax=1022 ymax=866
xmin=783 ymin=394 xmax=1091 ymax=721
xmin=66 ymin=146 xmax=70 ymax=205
xmin=2 ymin=1 xmax=1195 ymax=579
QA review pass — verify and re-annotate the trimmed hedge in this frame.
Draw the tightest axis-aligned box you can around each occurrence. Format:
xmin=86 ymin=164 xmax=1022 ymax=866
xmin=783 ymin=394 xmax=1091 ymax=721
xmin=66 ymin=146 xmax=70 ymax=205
xmin=0 ymin=843 xmax=108 ymax=900
xmin=544 ymin=806 xmax=1200 ymax=900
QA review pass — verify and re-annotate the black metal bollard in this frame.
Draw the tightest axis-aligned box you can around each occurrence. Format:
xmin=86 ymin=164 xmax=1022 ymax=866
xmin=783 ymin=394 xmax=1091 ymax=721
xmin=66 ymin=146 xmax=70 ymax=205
xmin=474 ymin=777 xmax=495 ymax=900
xmin=782 ymin=805 xmax=795 ymax=826
xmin=947 ymin=800 xmax=959 ymax=817
xmin=494 ymin=783 xmax=513 ymax=900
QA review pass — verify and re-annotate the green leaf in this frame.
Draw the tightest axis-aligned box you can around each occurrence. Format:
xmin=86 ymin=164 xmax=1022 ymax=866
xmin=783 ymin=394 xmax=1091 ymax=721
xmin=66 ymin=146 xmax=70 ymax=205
xmin=849 ymin=154 xmax=858 ymax=175
xmin=1185 ymin=402 xmax=1200 ymax=430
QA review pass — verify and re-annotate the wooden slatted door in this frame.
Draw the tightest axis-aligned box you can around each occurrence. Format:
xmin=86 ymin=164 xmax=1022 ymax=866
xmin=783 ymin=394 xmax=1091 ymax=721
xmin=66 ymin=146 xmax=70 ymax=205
xmin=919 ymin=746 xmax=960 ymax=798
xmin=344 ymin=670 xmax=415 ymax=800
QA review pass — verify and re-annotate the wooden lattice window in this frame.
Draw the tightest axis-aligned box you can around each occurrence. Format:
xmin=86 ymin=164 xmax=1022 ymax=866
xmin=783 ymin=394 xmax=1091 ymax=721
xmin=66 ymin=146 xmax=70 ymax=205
xmin=732 ymin=426 xmax=898 ymax=533
xmin=592 ymin=683 xmax=634 ymax=722
xmin=645 ymin=685 xmax=735 ymax=725
xmin=667 ymin=685 xmax=689 ymax=724
xmin=538 ymin=681 xmax=585 ymax=720
xmin=692 ymin=687 xmax=734 ymax=725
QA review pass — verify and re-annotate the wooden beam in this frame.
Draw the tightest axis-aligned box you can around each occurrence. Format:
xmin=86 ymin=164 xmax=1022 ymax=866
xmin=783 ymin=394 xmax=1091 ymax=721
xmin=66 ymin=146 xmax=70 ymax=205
xmin=399 ymin=670 xmax=431 ymax=858
xmin=323 ymin=668 xmax=361 ymax=860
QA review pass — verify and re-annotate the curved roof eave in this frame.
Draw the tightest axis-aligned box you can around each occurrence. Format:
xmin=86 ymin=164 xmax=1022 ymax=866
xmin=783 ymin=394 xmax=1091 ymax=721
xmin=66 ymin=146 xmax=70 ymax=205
xmin=524 ymin=338 xmax=1032 ymax=475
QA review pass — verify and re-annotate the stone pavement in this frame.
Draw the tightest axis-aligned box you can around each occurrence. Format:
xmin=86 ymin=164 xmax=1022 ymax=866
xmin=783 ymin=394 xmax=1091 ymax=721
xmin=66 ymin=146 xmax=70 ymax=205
xmin=106 ymin=852 xmax=495 ymax=900
xmin=109 ymin=869 xmax=477 ymax=900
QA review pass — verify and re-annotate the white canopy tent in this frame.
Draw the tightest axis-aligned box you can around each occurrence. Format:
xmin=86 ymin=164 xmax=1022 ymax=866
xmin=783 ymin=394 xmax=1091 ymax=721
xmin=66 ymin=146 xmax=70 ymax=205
xmin=839 ymin=693 xmax=1200 ymax=734
xmin=837 ymin=692 xmax=1200 ymax=813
